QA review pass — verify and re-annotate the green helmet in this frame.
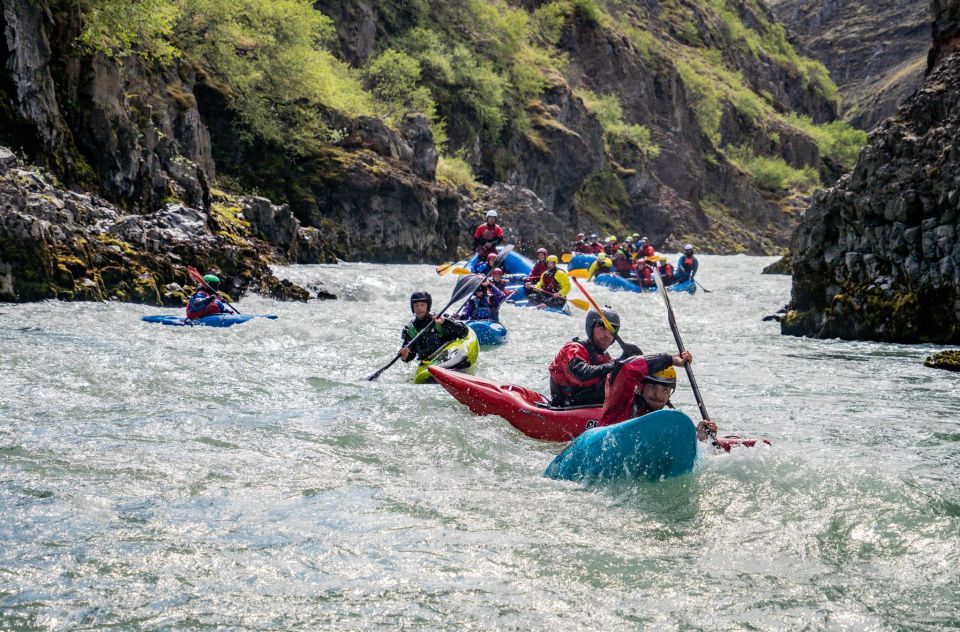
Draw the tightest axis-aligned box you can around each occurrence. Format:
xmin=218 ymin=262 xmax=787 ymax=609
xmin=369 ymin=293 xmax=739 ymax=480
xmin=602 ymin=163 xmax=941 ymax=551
xmin=202 ymin=274 xmax=220 ymax=287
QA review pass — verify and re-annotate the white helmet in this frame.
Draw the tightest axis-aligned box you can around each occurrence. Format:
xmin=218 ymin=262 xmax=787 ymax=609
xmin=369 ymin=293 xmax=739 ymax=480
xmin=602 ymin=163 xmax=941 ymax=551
xmin=684 ymin=243 xmax=694 ymax=251
xmin=485 ymin=209 xmax=498 ymax=219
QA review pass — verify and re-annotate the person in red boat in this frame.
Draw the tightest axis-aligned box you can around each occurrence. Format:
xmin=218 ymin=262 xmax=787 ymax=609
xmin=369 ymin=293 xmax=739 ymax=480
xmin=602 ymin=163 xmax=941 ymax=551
xmin=548 ymin=309 xmax=624 ymax=407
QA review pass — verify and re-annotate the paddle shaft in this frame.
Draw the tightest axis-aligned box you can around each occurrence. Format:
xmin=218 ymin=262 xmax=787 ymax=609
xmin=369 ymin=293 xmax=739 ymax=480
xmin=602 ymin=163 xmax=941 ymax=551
xmin=569 ymin=276 xmax=629 ymax=350
xmin=188 ymin=267 xmax=240 ymax=315
xmin=694 ymin=278 xmax=711 ymax=293
xmin=454 ymin=245 xmax=514 ymax=313
xmin=651 ymin=268 xmax=711 ymax=424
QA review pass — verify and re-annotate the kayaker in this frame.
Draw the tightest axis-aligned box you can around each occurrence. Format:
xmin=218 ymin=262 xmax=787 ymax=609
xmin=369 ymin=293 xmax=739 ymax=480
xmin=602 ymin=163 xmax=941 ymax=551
xmin=573 ymin=233 xmax=592 ymax=254
xmin=526 ymin=254 xmax=570 ymax=309
xmin=598 ymin=356 xmax=718 ymax=441
xmin=186 ymin=274 xmax=228 ymax=320
xmin=525 ymin=248 xmax=549 ymax=284
xmin=587 ymin=252 xmax=613 ymax=281
xmin=548 ymin=309 xmax=639 ymax=407
xmin=473 ymin=209 xmax=504 ymax=261
xmin=457 ymin=279 xmax=506 ymax=322
xmin=400 ymin=291 xmax=470 ymax=363
xmin=675 ymin=244 xmax=699 ymax=284
xmin=587 ymin=233 xmax=604 ymax=254
xmin=612 ymin=250 xmax=636 ymax=279
xmin=472 ymin=252 xmax=498 ymax=275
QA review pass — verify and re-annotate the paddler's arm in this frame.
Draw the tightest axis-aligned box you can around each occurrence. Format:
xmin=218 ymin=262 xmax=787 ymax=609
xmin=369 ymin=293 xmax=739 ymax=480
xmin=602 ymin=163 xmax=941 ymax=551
xmin=556 ymin=271 xmax=571 ymax=297
xmin=697 ymin=419 xmax=718 ymax=442
xmin=434 ymin=314 xmax=469 ymax=339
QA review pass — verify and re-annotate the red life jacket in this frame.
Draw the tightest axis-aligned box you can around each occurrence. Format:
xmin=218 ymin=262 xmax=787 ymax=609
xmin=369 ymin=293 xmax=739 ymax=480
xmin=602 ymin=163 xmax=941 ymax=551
xmin=548 ymin=340 xmax=613 ymax=388
xmin=638 ymin=265 xmax=653 ymax=286
xmin=659 ymin=263 xmax=674 ymax=277
xmin=540 ymin=269 xmax=561 ymax=293
xmin=474 ymin=224 xmax=503 ymax=242
xmin=681 ymin=255 xmax=695 ymax=271
xmin=613 ymin=257 xmax=634 ymax=274
xmin=526 ymin=260 xmax=547 ymax=284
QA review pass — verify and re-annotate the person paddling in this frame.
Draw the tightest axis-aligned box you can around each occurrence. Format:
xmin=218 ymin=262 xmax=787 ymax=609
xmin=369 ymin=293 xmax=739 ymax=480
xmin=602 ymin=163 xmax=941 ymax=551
xmin=587 ymin=233 xmax=604 ymax=254
xmin=573 ymin=233 xmax=592 ymax=254
xmin=612 ymin=250 xmax=636 ymax=279
xmin=548 ymin=309 xmax=638 ymax=407
xmin=400 ymin=291 xmax=470 ymax=363
xmin=636 ymin=256 xmax=656 ymax=289
xmin=186 ymin=274 xmax=229 ymax=320
xmin=526 ymin=254 xmax=570 ymax=309
xmin=675 ymin=244 xmax=699 ymax=284
xmin=457 ymin=279 xmax=506 ymax=322
xmin=658 ymin=257 xmax=675 ymax=285
xmin=489 ymin=267 xmax=508 ymax=293
xmin=597 ymin=352 xmax=717 ymax=441
xmin=473 ymin=209 xmax=504 ymax=261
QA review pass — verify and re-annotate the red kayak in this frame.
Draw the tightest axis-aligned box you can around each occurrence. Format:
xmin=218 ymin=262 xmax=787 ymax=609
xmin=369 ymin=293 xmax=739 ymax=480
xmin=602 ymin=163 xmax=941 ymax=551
xmin=429 ymin=366 xmax=769 ymax=451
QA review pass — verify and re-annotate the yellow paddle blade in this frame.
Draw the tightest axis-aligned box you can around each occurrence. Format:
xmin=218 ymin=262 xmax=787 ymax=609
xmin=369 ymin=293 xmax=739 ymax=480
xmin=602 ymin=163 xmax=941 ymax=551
xmin=435 ymin=262 xmax=453 ymax=276
xmin=568 ymin=268 xmax=591 ymax=278
xmin=452 ymin=267 xmax=472 ymax=275
xmin=561 ymin=252 xmax=573 ymax=263
xmin=568 ymin=298 xmax=589 ymax=311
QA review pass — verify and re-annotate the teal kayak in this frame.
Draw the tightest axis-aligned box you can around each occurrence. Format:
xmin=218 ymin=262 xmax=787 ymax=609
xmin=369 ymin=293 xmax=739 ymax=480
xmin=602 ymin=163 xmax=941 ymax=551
xmin=544 ymin=409 xmax=697 ymax=483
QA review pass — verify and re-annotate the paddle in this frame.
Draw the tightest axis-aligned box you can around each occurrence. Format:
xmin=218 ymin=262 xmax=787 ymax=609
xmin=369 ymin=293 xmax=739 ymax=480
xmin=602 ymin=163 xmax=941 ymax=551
xmin=525 ymin=285 xmax=588 ymax=311
xmin=561 ymin=253 xmax=573 ymax=263
xmin=454 ymin=245 xmax=515 ymax=312
xmin=451 ymin=267 xmax=472 ymax=275
xmin=650 ymin=267 xmax=715 ymax=442
xmin=436 ymin=262 xmax=454 ymax=276
xmin=367 ymin=275 xmax=482 ymax=382
xmin=694 ymin=279 xmax=712 ymax=293
xmin=188 ymin=266 xmax=240 ymax=315
xmin=568 ymin=268 xmax=591 ymax=279
xmin=570 ymin=276 xmax=632 ymax=352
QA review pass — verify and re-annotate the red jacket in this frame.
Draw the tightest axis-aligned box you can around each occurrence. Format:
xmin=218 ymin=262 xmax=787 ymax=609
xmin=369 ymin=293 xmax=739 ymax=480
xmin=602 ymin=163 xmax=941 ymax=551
xmin=525 ymin=260 xmax=547 ymax=284
xmin=549 ymin=340 xmax=613 ymax=389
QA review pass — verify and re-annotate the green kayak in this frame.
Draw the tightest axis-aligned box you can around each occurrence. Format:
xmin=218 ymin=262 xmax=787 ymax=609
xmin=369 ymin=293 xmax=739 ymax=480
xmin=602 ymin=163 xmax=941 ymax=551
xmin=413 ymin=329 xmax=480 ymax=384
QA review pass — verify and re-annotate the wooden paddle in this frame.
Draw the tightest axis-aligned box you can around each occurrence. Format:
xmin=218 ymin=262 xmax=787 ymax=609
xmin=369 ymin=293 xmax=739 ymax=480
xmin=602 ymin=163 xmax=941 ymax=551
xmin=650 ymin=267 xmax=714 ymax=440
xmin=187 ymin=266 xmax=240 ymax=315
xmin=367 ymin=275 xmax=482 ymax=381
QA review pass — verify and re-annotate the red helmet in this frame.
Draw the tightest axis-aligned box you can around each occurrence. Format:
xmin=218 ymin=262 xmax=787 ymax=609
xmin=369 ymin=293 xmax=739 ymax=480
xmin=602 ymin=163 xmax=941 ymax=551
xmin=644 ymin=245 xmax=655 ymax=257
xmin=576 ymin=233 xmax=585 ymax=240
xmin=491 ymin=267 xmax=503 ymax=276
xmin=487 ymin=252 xmax=497 ymax=262
xmin=536 ymin=247 xmax=548 ymax=256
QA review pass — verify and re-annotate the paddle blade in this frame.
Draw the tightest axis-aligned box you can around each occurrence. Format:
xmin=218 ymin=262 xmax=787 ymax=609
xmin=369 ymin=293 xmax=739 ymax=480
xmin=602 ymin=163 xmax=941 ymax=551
xmin=452 ymin=267 xmax=471 ymax=275
xmin=446 ymin=275 xmax=482 ymax=308
xmin=187 ymin=266 xmax=204 ymax=285
xmin=561 ymin=252 xmax=572 ymax=263
xmin=569 ymin=298 xmax=589 ymax=311
xmin=568 ymin=269 xmax=590 ymax=279
xmin=436 ymin=262 xmax=453 ymax=276
xmin=491 ymin=244 xmax=514 ymax=270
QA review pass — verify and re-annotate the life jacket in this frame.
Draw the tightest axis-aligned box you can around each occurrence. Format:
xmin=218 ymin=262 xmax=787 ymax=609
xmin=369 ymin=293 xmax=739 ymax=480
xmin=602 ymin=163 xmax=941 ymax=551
xmin=548 ymin=338 xmax=613 ymax=406
xmin=637 ymin=265 xmax=654 ymax=286
xmin=404 ymin=316 xmax=456 ymax=361
xmin=464 ymin=294 xmax=499 ymax=321
xmin=659 ymin=262 xmax=674 ymax=278
xmin=526 ymin=260 xmax=547 ymax=284
xmin=589 ymin=243 xmax=604 ymax=254
xmin=680 ymin=255 xmax=696 ymax=272
xmin=613 ymin=256 xmax=634 ymax=275
xmin=186 ymin=291 xmax=223 ymax=320
xmin=539 ymin=269 xmax=561 ymax=294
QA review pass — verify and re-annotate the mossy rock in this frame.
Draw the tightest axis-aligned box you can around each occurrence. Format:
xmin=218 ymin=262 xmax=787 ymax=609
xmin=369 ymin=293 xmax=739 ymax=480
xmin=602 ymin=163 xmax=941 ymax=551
xmin=924 ymin=350 xmax=960 ymax=372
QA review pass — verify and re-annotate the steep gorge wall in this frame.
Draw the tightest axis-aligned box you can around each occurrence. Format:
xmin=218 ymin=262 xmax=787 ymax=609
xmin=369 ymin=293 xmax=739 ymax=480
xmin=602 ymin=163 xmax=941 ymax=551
xmin=766 ymin=0 xmax=930 ymax=130
xmin=782 ymin=0 xmax=960 ymax=343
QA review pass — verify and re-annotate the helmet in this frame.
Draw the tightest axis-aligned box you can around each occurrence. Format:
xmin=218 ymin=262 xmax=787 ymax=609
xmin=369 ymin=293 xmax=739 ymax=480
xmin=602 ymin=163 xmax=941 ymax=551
xmin=491 ymin=267 xmax=503 ymax=276
xmin=613 ymin=250 xmax=625 ymax=259
xmin=631 ymin=233 xmax=639 ymax=239
xmin=546 ymin=254 xmax=559 ymax=264
xmin=410 ymin=290 xmax=432 ymax=313
xmin=486 ymin=252 xmax=497 ymax=262
xmin=684 ymin=243 xmax=694 ymax=252
xmin=605 ymin=235 xmax=616 ymax=243
xmin=644 ymin=245 xmax=655 ymax=256
xmin=485 ymin=209 xmax=498 ymax=219
xmin=202 ymin=274 xmax=220 ymax=287
xmin=597 ymin=252 xmax=608 ymax=262
xmin=585 ymin=308 xmax=620 ymax=339
xmin=589 ymin=233 xmax=598 ymax=240
xmin=536 ymin=247 xmax=548 ymax=255
xmin=576 ymin=233 xmax=585 ymax=240
xmin=641 ymin=236 xmax=648 ymax=242
xmin=644 ymin=366 xmax=677 ymax=387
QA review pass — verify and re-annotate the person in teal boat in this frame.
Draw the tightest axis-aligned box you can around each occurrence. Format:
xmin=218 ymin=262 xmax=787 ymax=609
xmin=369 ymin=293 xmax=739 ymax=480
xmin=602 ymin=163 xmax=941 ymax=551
xmin=457 ymin=279 xmax=506 ymax=322
xmin=186 ymin=274 xmax=228 ymax=320
xmin=598 ymin=353 xmax=717 ymax=441
xmin=400 ymin=291 xmax=469 ymax=363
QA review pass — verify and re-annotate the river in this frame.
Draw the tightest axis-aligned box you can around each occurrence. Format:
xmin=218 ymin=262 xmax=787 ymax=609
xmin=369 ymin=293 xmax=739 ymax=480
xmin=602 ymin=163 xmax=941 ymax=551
xmin=2 ymin=255 xmax=958 ymax=629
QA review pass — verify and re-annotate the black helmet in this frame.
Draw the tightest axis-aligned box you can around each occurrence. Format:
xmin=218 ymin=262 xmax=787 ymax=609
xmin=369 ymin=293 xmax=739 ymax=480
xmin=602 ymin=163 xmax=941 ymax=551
xmin=585 ymin=308 xmax=620 ymax=339
xmin=410 ymin=290 xmax=432 ymax=313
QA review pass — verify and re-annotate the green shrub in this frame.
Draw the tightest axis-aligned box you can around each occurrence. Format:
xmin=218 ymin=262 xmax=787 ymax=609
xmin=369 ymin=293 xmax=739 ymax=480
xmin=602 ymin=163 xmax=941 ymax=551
xmin=725 ymin=145 xmax=820 ymax=192
xmin=782 ymin=114 xmax=867 ymax=168
xmin=77 ymin=0 xmax=179 ymax=61
xmin=436 ymin=154 xmax=478 ymax=190
xmin=578 ymin=89 xmax=659 ymax=160
xmin=364 ymin=48 xmax=437 ymax=123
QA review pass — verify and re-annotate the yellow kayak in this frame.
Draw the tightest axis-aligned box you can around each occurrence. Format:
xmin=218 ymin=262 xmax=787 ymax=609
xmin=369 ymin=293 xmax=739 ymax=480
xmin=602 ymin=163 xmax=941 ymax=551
xmin=413 ymin=329 xmax=479 ymax=384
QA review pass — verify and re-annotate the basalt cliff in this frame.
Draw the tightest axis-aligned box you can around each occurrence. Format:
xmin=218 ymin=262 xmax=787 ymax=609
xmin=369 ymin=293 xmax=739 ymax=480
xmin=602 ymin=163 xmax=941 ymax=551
xmin=1 ymin=0 xmax=865 ymax=304
xmin=782 ymin=0 xmax=960 ymax=343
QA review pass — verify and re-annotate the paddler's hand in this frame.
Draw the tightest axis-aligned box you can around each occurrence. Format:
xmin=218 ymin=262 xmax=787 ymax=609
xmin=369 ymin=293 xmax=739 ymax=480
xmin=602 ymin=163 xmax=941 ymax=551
xmin=434 ymin=315 xmax=446 ymax=325
xmin=672 ymin=351 xmax=692 ymax=366
xmin=697 ymin=419 xmax=717 ymax=442
xmin=524 ymin=283 xmax=534 ymax=290
xmin=399 ymin=347 xmax=411 ymax=361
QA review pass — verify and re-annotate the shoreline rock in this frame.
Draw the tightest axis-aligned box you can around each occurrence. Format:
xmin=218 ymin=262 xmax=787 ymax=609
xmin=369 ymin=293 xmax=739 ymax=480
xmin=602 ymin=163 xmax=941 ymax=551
xmin=924 ymin=349 xmax=960 ymax=371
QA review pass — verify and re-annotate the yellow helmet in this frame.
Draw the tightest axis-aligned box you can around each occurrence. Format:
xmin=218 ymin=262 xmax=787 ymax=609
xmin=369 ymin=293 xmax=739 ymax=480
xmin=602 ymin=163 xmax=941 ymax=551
xmin=546 ymin=254 xmax=559 ymax=264
xmin=643 ymin=366 xmax=677 ymax=387
xmin=597 ymin=253 xmax=608 ymax=262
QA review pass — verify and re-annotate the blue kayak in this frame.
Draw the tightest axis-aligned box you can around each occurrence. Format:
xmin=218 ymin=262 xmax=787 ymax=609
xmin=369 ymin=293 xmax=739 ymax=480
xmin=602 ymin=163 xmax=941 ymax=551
xmin=567 ymin=253 xmax=597 ymax=272
xmin=594 ymin=274 xmax=696 ymax=294
xmin=465 ymin=248 xmax=534 ymax=276
xmin=141 ymin=314 xmax=278 ymax=327
xmin=544 ymin=409 xmax=697 ymax=483
xmin=466 ymin=320 xmax=508 ymax=346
